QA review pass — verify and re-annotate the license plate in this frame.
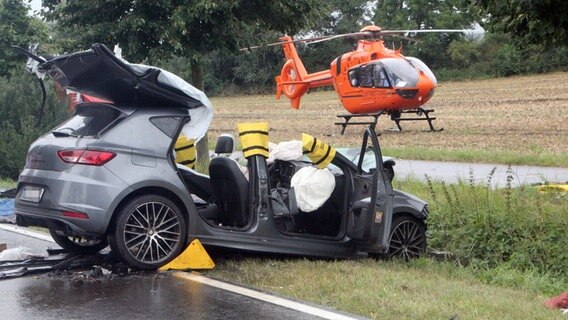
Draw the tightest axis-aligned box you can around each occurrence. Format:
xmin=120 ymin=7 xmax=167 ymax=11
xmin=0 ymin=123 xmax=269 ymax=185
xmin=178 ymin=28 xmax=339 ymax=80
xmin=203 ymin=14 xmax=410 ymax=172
xmin=20 ymin=186 xmax=45 ymax=203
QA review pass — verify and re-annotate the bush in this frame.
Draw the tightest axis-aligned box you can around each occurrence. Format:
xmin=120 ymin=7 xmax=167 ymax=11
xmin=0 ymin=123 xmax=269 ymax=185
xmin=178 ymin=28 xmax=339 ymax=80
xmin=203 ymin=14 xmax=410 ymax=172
xmin=0 ymin=72 xmax=69 ymax=179
xmin=493 ymin=44 xmax=523 ymax=76
xmin=420 ymin=169 xmax=567 ymax=278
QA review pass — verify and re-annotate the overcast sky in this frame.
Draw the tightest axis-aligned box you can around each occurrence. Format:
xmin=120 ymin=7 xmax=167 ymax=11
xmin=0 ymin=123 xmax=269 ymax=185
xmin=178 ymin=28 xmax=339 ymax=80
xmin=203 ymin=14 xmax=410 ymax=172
xmin=28 ymin=0 xmax=41 ymax=15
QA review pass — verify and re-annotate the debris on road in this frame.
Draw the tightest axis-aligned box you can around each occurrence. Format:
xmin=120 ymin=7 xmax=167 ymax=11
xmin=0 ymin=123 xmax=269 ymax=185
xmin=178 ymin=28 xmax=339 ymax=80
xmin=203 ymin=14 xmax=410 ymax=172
xmin=0 ymin=246 xmax=42 ymax=261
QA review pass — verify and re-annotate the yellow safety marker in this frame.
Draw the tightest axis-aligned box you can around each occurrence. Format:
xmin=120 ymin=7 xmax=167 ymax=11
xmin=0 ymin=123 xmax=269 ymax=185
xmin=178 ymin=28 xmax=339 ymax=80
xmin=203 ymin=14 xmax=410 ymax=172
xmin=174 ymin=135 xmax=196 ymax=169
xmin=302 ymin=133 xmax=336 ymax=169
xmin=237 ymin=122 xmax=269 ymax=158
xmin=537 ymin=184 xmax=568 ymax=193
xmin=159 ymin=239 xmax=215 ymax=271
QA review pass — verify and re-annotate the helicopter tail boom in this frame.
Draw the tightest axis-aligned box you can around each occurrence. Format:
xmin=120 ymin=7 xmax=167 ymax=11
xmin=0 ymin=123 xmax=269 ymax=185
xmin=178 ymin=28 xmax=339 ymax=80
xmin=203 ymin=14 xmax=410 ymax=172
xmin=277 ymin=36 xmax=333 ymax=109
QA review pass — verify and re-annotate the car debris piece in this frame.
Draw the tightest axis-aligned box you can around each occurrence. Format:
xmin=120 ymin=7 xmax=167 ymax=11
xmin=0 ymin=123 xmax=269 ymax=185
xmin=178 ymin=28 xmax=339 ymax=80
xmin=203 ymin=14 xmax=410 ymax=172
xmin=0 ymin=252 xmax=109 ymax=279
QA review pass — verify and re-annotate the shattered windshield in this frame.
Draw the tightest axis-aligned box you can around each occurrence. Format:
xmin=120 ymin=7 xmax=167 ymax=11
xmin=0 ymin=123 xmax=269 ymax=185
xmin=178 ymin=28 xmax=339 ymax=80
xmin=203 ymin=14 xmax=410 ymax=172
xmin=336 ymin=148 xmax=379 ymax=173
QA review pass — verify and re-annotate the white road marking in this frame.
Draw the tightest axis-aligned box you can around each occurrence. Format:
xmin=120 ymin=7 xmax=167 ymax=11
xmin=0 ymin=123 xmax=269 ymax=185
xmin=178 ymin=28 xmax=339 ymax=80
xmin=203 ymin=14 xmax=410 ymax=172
xmin=175 ymin=272 xmax=365 ymax=320
xmin=0 ymin=224 xmax=54 ymax=243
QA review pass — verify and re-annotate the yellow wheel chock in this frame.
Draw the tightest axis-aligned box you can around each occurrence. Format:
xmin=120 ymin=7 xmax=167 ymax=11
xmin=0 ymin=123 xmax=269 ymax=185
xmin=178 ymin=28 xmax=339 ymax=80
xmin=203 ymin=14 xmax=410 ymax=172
xmin=159 ymin=239 xmax=215 ymax=271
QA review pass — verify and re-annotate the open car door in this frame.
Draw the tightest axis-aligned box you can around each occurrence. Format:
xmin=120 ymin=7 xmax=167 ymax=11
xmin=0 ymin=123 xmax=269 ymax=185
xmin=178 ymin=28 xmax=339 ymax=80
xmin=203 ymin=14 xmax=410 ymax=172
xmin=347 ymin=126 xmax=394 ymax=253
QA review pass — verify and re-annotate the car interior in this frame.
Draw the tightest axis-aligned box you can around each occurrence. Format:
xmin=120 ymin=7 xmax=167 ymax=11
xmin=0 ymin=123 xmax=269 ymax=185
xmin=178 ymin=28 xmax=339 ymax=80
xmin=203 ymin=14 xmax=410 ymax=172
xmin=176 ymin=134 xmax=352 ymax=239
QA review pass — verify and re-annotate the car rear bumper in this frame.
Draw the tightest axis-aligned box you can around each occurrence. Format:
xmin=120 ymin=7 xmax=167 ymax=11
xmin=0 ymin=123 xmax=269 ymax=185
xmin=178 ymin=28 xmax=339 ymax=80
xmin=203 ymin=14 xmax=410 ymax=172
xmin=15 ymin=166 xmax=130 ymax=235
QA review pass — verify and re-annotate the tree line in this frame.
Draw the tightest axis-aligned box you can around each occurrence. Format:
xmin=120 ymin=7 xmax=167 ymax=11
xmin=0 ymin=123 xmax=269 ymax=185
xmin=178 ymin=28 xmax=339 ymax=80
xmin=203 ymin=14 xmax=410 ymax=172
xmin=0 ymin=0 xmax=567 ymax=179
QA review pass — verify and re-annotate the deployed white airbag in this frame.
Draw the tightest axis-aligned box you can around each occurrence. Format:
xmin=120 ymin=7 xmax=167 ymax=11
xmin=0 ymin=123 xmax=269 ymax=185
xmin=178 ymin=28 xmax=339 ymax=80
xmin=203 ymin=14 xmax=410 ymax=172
xmin=291 ymin=166 xmax=335 ymax=212
xmin=267 ymin=140 xmax=303 ymax=164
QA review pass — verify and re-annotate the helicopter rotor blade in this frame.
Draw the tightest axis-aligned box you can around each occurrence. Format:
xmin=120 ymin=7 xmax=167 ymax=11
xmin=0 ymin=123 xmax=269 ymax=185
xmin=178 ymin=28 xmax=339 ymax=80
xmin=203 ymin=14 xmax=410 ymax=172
xmin=385 ymin=34 xmax=423 ymax=43
xmin=239 ymin=31 xmax=371 ymax=51
xmin=240 ymin=28 xmax=475 ymax=51
xmin=380 ymin=29 xmax=470 ymax=35
xmin=300 ymin=32 xmax=371 ymax=45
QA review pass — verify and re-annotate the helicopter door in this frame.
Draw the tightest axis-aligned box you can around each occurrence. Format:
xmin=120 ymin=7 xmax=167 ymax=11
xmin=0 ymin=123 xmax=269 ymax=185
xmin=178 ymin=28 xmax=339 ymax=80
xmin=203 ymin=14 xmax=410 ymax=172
xmin=347 ymin=126 xmax=393 ymax=252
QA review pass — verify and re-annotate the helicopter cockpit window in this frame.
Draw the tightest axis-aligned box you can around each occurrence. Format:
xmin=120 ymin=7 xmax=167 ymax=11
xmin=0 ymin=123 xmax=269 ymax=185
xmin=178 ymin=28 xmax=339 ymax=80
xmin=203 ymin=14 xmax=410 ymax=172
xmin=348 ymin=64 xmax=391 ymax=88
xmin=380 ymin=58 xmax=419 ymax=88
xmin=349 ymin=69 xmax=360 ymax=87
xmin=373 ymin=67 xmax=390 ymax=88
xmin=359 ymin=65 xmax=373 ymax=87
xmin=406 ymin=57 xmax=437 ymax=85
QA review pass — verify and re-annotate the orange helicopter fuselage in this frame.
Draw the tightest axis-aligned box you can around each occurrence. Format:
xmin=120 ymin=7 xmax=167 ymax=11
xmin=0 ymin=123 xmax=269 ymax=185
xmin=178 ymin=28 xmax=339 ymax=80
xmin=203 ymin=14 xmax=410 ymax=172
xmin=276 ymin=35 xmax=437 ymax=114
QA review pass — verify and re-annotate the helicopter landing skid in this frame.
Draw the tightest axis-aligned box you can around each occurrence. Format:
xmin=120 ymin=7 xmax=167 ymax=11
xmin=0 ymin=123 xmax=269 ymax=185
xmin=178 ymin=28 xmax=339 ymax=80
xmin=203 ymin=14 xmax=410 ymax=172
xmin=335 ymin=108 xmax=442 ymax=134
xmin=391 ymin=108 xmax=443 ymax=132
xmin=335 ymin=110 xmax=385 ymax=135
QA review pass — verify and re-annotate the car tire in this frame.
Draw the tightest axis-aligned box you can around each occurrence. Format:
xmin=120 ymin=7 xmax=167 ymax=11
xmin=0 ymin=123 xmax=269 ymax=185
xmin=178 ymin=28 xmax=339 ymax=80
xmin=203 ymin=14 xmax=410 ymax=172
xmin=387 ymin=214 xmax=427 ymax=260
xmin=109 ymin=194 xmax=187 ymax=270
xmin=49 ymin=228 xmax=108 ymax=254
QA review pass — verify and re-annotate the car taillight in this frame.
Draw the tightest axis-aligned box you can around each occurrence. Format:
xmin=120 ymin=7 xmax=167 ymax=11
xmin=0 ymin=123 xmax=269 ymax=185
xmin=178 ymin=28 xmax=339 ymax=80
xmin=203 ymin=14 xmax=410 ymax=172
xmin=62 ymin=211 xmax=89 ymax=219
xmin=58 ymin=149 xmax=116 ymax=166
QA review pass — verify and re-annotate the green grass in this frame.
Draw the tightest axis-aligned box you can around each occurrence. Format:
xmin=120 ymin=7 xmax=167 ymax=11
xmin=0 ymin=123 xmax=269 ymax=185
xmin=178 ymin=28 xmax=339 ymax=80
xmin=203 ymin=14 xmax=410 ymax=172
xmin=383 ymin=147 xmax=568 ymax=168
xmin=207 ymin=175 xmax=567 ymax=319
xmin=0 ymin=178 xmax=16 ymax=189
xmin=395 ymin=176 xmax=568 ymax=278
xmin=208 ymin=257 xmax=564 ymax=320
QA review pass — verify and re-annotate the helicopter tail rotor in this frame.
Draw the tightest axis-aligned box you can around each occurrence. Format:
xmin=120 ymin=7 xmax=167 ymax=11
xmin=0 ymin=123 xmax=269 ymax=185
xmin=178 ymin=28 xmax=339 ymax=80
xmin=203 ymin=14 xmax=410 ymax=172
xmin=275 ymin=59 xmax=308 ymax=109
xmin=275 ymin=35 xmax=334 ymax=109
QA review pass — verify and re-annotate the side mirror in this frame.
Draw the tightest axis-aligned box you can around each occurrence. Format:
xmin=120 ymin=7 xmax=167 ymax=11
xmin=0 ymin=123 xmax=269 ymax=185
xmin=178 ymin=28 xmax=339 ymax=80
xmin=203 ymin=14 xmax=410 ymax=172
xmin=383 ymin=159 xmax=395 ymax=182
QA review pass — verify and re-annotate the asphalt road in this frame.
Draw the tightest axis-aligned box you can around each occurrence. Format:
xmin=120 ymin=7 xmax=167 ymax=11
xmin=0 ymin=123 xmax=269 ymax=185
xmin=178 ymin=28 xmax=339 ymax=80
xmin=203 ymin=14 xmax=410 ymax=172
xmin=0 ymin=226 xmax=366 ymax=320
xmin=393 ymin=159 xmax=568 ymax=188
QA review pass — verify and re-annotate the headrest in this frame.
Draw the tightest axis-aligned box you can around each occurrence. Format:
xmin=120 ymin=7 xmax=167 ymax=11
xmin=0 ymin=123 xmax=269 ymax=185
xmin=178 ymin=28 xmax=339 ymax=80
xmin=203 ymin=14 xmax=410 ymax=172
xmin=215 ymin=134 xmax=235 ymax=154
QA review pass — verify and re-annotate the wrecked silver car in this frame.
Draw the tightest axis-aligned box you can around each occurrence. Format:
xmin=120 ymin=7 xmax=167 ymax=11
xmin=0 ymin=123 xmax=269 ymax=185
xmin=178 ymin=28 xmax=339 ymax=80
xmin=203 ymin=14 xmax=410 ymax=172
xmin=14 ymin=44 xmax=428 ymax=269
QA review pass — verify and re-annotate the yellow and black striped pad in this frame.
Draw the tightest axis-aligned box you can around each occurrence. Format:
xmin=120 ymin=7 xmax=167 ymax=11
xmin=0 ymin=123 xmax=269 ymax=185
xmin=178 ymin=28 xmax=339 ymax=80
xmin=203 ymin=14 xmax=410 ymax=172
xmin=302 ymin=133 xmax=336 ymax=169
xmin=174 ymin=135 xmax=196 ymax=169
xmin=237 ymin=122 xmax=269 ymax=158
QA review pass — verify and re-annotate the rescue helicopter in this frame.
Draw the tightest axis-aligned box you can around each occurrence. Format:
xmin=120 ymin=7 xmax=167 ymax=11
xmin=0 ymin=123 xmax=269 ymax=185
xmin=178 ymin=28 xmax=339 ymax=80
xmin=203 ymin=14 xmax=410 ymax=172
xmin=243 ymin=25 xmax=469 ymax=133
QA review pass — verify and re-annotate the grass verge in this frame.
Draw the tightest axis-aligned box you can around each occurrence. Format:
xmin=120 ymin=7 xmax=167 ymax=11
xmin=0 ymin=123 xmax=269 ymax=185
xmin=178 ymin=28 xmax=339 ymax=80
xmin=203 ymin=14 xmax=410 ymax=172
xmin=209 ymin=175 xmax=566 ymax=319
xmin=0 ymin=178 xmax=16 ymax=189
xmin=209 ymin=257 xmax=564 ymax=320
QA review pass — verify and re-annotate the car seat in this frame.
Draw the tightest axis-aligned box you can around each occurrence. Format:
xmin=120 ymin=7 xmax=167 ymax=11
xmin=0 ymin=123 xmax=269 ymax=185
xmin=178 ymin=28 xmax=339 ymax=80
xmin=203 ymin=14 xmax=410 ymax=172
xmin=209 ymin=135 xmax=249 ymax=227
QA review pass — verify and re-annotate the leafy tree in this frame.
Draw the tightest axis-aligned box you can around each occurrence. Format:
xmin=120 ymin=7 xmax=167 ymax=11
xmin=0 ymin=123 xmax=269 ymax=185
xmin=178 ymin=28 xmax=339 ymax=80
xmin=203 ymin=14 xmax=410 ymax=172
xmin=374 ymin=0 xmax=478 ymax=69
xmin=0 ymin=0 xmax=47 ymax=77
xmin=42 ymin=0 xmax=324 ymax=88
xmin=299 ymin=0 xmax=371 ymax=73
xmin=42 ymin=0 xmax=325 ymax=169
xmin=475 ymin=0 xmax=568 ymax=47
xmin=0 ymin=0 xmax=64 ymax=179
xmin=0 ymin=71 xmax=70 ymax=179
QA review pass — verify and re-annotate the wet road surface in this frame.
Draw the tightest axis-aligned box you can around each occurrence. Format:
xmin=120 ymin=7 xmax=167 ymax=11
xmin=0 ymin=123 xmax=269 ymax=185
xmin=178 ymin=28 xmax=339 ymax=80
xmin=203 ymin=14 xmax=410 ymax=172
xmin=0 ymin=226 xmax=365 ymax=320
xmin=0 ymin=273 xmax=332 ymax=320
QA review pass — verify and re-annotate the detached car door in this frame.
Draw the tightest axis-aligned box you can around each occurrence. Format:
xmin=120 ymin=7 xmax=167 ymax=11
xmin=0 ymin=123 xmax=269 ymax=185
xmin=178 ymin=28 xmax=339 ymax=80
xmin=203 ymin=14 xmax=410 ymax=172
xmin=347 ymin=126 xmax=394 ymax=253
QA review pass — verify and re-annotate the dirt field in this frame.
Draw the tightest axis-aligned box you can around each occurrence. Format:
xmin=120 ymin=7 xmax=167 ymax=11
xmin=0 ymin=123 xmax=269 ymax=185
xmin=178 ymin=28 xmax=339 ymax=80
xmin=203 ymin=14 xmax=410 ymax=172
xmin=209 ymin=72 xmax=568 ymax=164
